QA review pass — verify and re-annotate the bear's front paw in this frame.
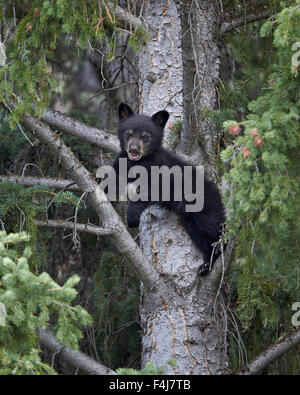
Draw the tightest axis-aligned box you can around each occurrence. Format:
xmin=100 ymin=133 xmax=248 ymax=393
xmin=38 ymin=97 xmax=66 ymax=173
xmin=197 ymin=261 xmax=212 ymax=276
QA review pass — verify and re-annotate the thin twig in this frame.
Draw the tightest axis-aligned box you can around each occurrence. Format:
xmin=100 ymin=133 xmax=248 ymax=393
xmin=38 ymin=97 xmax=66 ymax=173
xmin=36 ymin=220 xmax=115 ymax=237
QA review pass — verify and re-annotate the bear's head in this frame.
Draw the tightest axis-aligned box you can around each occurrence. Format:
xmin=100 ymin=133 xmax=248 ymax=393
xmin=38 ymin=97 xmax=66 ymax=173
xmin=117 ymin=103 xmax=169 ymax=161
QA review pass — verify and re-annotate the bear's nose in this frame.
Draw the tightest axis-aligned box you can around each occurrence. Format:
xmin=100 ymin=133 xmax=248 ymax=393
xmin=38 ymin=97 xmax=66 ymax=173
xmin=129 ymin=145 xmax=139 ymax=153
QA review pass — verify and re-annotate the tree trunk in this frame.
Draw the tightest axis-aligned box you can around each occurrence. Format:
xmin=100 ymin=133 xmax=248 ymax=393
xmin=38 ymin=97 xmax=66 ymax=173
xmin=177 ymin=0 xmax=221 ymax=177
xmin=137 ymin=0 xmax=228 ymax=375
xmin=139 ymin=208 xmax=229 ymax=375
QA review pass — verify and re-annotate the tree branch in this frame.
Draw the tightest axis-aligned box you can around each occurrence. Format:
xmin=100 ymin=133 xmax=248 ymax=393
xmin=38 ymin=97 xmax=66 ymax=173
xmin=110 ymin=2 xmax=146 ymax=31
xmin=208 ymin=237 xmax=235 ymax=289
xmin=238 ymin=327 xmax=300 ymax=375
xmin=42 ymin=109 xmax=120 ymax=153
xmin=36 ymin=220 xmax=115 ymax=236
xmin=221 ymin=10 xmax=270 ymax=34
xmin=37 ymin=328 xmax=116 ymax=375
xmin=0 ymin=175 xmax=81 ymax=192
xmin=21 ymin=114 xmax=163 ymax=292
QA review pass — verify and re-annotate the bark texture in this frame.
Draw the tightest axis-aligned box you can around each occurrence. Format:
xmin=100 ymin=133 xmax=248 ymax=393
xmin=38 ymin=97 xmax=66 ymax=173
xmin=137 ymin=0 xmax=228 ymax=374
xmin=140 ymin=208 xmax=228 ymax=374
xmin=177 ymin=0 xmax=220 ymax=176
xmin=220 ymin=10 xmax=270 ymax=34
xmin=0 ymin=175 xmax=81 ymax=191
xmin=36 ymin=220 xmax=114 ymax=236
xmin=138 ymin=0 xmax=183 ymax=124
xmin=42 ymin=109 xmax=120 ymax=153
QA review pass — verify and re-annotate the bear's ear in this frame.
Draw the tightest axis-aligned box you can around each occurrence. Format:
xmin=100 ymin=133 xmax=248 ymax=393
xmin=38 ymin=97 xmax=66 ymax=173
xmin=151 ymin=110 xmax=169 ymax=128
xmin=118 ymin=103 xmax=134 ymax=121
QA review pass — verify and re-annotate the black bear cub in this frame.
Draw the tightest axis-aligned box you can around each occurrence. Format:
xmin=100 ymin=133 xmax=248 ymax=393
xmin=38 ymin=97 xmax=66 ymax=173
xmin=112 ymin=103 xmax=225 ymax=275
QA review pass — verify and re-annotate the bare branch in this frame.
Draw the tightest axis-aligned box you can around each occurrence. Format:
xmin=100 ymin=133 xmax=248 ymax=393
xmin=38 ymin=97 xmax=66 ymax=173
xmin=208 ymin=238 xmax=235 ymax=289
xmin=111 ymin=2 xmax=146 ymax=31
xmin=21 ymin=114 xmax=163 ymax=292
xmin=221 ymin=10 xmax=270 ymax=34
xmin=238 ymin=327 xmax=300 ymax=375
xmin=0 ymin=175 xmax=81 ymax=192
xmin=36 ymin=220 xmax=115 ymax=236
xmin=37 ymin=328 xmax=116 ymax=375
xmin=42 ymin=109 xmax=120 ymax=153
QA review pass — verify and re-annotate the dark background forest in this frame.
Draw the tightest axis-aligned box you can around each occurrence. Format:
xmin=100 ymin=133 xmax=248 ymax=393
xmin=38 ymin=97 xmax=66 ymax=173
xmin=0 ymin=0 xmax=299 ymax=375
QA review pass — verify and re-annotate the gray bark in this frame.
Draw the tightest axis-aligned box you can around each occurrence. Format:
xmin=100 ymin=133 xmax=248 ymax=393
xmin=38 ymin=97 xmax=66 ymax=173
xmin=108 ymin=1 xmax=146 ymax=31
xmin=176 ymin=0 xmax=221 ymax=177
xmin=220 ymin=10 xmax=270 ymax=34
xmin=137 ymin=1 xmax=183 ymax=124
xmin=137 ymin=0 xmax=228 ymax=374
xmin=42 ymin=109 xmax=120 ymax=154
xmin=36 ymin=220 xmax=115 ymax=236
xmin=139 ymin=208 xmax=229 ymax=374
xmin=0 ymin=175 xmax=81 ymax=191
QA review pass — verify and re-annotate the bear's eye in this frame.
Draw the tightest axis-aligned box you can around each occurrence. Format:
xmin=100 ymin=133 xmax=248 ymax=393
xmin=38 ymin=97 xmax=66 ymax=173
xmin=141 ymin=133 xmax=151 ymax=142
xmin=124 ymin=131 xmax=132 ymax=140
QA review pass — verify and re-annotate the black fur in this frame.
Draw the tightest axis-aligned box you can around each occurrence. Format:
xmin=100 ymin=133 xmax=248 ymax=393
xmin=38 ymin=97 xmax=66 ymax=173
xmin=112 ymin=103 xmax=225 ymax=275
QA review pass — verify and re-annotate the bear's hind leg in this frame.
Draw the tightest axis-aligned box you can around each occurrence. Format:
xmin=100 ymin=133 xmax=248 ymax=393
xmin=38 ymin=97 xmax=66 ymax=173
xmin=179 ymin=214 xmax=220 ymax=276
xmin=127 ymin=201 xmax=150 ymax=228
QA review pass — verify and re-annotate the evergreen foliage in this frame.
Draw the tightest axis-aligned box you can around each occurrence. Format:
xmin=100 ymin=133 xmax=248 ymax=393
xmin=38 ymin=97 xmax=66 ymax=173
xmin=116 ymin=361 xmax=165 ymax=375
xmin=91 ymin=248 xmax=140 ymax=369
xmin=0 ymin=109 xmax=28 ymax=172
xmin=0 ymin=179 xmax=83 ymax=265
xmin=221 ymin=1 xmax=300 ymax=331
xmin=0 ymin=0 xmax=299 ymax=375
xmin=0 ymin=231 xmax=92 ymax=375
xmin=166 ymin=120 xmax=182 ymax=149
xmin=0 ymin=0 xmax=148 ymax=128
